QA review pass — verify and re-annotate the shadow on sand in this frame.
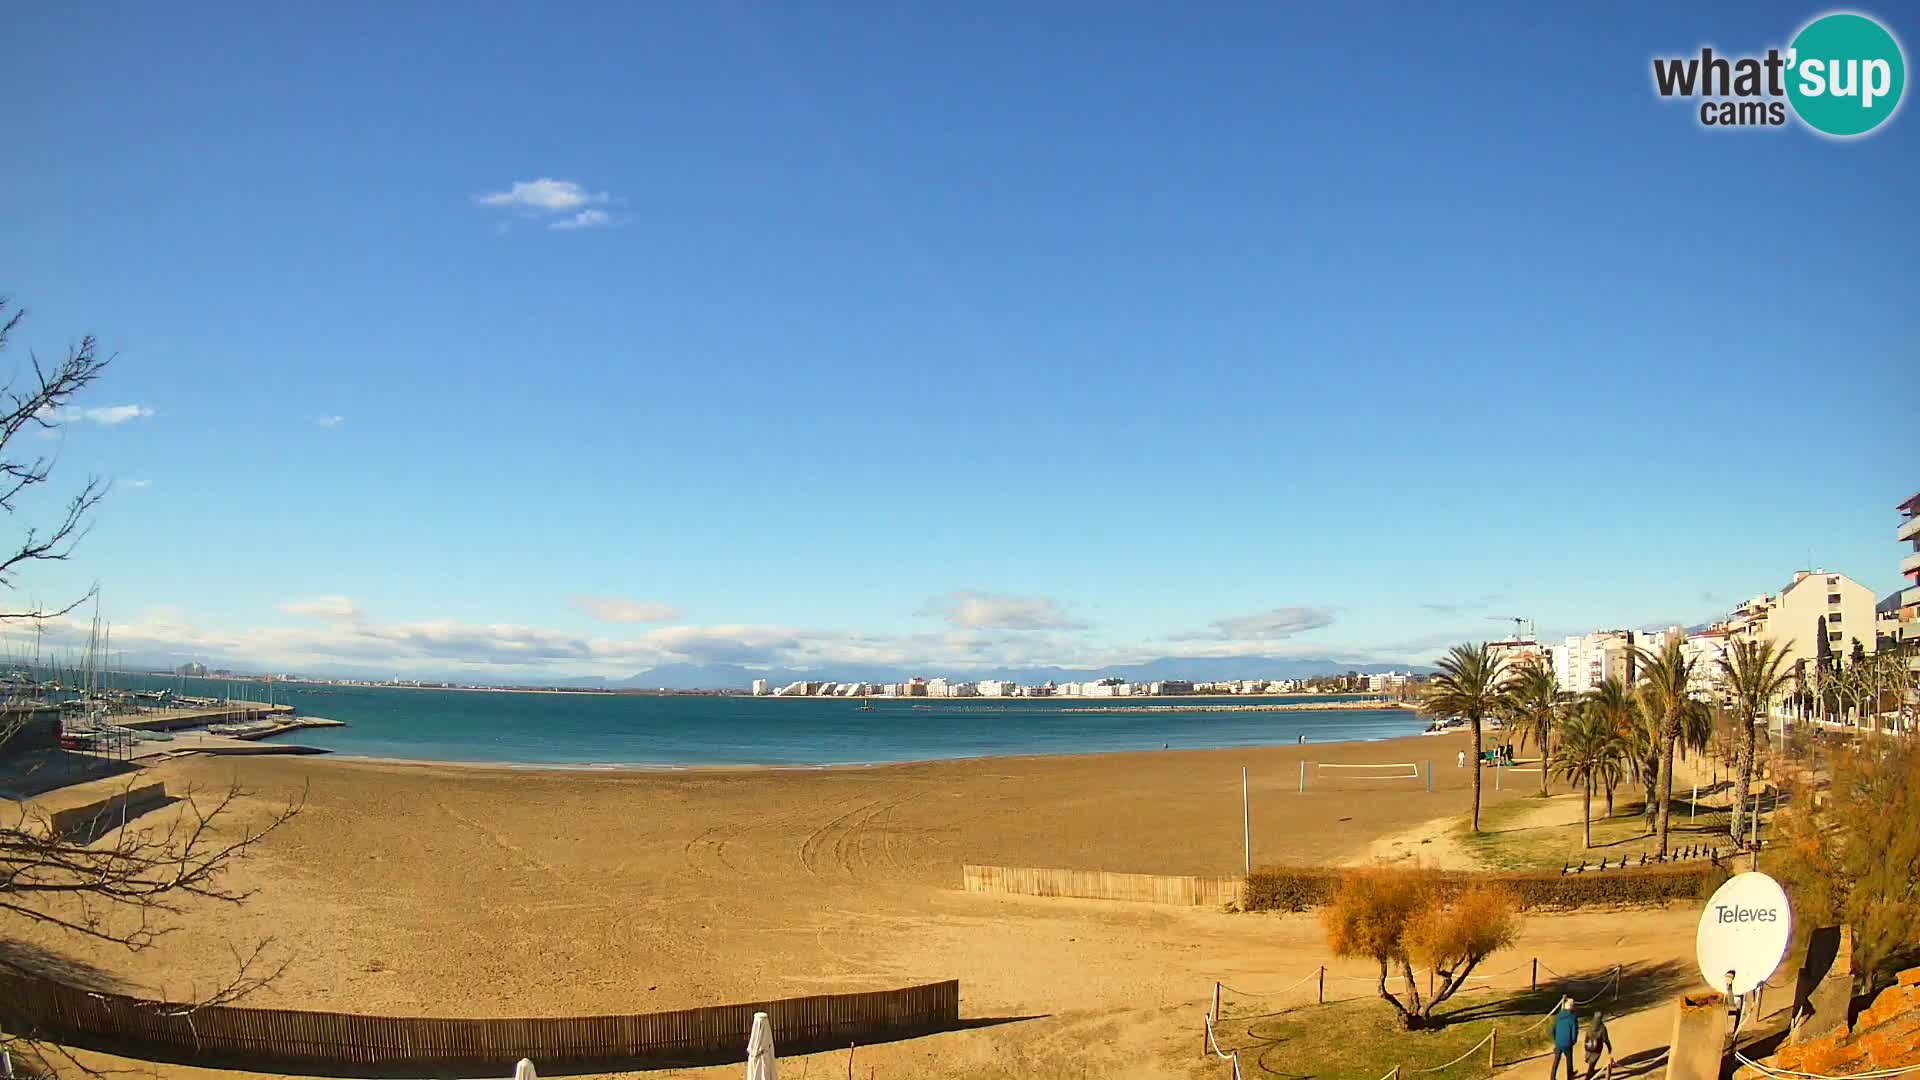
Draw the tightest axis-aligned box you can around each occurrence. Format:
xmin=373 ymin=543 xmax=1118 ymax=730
xmin=0 ymin=749 xmax=143 ymax=800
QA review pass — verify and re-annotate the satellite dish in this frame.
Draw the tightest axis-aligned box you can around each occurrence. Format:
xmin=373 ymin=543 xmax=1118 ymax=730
xmin=1696 ymin=871 xmax=1792 ymax=997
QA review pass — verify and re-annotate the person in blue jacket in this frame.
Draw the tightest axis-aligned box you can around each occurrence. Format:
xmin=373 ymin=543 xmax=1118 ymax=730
xmin=1550 ymin=996 xmax=1580 ymax=1080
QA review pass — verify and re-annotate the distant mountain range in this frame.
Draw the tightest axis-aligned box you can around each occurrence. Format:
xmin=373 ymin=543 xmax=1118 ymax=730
xmin=610 ymin=657 xmax=1427 ymax=691
xmin=110 ymin=650 xmax=1424 ymax=691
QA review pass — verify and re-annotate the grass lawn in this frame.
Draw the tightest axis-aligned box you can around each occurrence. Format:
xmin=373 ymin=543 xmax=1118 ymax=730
xmin=1458 ymin=787 xmax=1746 ymax=873
xmin=1210 ymin=957 xmax=1699 ymax=1080
xmin=1210 ymin=984 xmax=1563 ymax=1080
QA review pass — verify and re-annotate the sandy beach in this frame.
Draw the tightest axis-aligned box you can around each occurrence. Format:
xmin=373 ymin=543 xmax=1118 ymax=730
xmin=5 ymin=733 xmax=1702 ymax=1079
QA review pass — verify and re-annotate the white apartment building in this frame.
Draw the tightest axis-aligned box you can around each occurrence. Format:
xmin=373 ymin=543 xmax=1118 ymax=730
xmin=1684 ymin=629 xmax=1732 ymax=700
xmin=1548 ymin=632 xmax=1634 ymax=696
xmin=976 ymin=680 xmax=1009 ymax=697
xmin=1900 ymin=492 xmax=1920 ymax=651
xmin=1759 ymin=569 xmax=1877 ymax=664
xmin=927 ymin=678 xmax=950 ymax=698
xmin=1487 ymin=638 xmax=1544 ymax=672
xmin=750 ymin=679 xmax=769 ymax=696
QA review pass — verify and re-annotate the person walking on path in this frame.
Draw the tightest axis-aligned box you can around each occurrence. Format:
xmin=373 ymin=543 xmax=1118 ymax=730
xmin=1549 ymin=997 xmax=1579 ymax=1080
xmin=1582 ymin=1010 xmax=1613 ymax=1080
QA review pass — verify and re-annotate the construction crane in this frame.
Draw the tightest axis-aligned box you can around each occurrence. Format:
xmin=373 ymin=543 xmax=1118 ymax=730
xmin=1486 ymin=616 xmax=1536 ymax=641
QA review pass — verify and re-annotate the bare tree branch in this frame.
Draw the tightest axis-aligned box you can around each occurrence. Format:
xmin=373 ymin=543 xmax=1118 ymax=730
xmin=0 ymin=299 xmax=114 ymax=623
xmin=0 ymin=301 xmax=301 ymax=1077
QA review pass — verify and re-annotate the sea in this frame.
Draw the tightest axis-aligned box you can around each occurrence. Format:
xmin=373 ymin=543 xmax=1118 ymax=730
xmin=113 ymin=676 xmax=1427 ymax=767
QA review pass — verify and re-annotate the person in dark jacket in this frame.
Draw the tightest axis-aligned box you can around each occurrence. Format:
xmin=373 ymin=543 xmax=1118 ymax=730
xmin=1583 ymin=1010 xmax=1614 ymax=1079
xmin=1550 ymin=997 xmax=1579 ymax=1080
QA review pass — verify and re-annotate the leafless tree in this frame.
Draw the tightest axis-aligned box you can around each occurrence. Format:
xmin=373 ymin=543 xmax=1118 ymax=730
xmin=0 ymin=300 xmax=303 ymax=1077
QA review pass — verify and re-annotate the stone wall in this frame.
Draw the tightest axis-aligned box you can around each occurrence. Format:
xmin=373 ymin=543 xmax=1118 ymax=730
xmin=1743 ymin=967 xmax=1920 ymax=1077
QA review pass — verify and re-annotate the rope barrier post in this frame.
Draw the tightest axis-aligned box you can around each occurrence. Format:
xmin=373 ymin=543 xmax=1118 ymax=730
xmin=1613 ymin=964 xmax=1620 ymax=1007
xmin=1489 ymin=1027 xmax=1497 ymax=1071
xmin=1427 ymin=759 xmax=1432 ymax=793
xmin=1319 ymin=965 xmax=1325 ymax=1005
xmin=1213 ymin=982 xmax=1222 ymax=1024
xmin=1532 ymin=958 xmax=1537 ymax=992
xmin=1300 ymin=759 xmax=1307 ymax=794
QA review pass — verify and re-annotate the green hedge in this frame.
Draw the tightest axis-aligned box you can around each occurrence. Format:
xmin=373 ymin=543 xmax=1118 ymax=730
xmin=1243 ymin=860 xmax=1725 ymax=913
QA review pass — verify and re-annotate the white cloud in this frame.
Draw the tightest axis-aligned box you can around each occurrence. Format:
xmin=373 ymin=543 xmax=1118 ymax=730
xmin=475 ymin=178 xmax=609 ymax=212
xmin=917 ymin=591 xmax=1088 ymax=631
xmin=44 ymin=404 xmax=154 ymax=425
xmin=550 ymin=209 xmax=614 ymax=231
xmin=277 ymin=595 xmax=362 ymax=620
xmin=317 ymin=415 xmax=345 ymax=428
xmin=127 ymin=479 xmax=151 ymax=489
xmin=1173 ymin=607 xmax=1337 ymax=642
xmin=0 ymin=601 xmax=1434 ymax=679
xmin=569 ymin=595 xmax=682 ymax=623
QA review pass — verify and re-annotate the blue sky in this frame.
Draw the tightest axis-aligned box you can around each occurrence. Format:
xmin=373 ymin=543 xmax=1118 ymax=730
xmin=1 ymin=2 xmax=1913 ymax=678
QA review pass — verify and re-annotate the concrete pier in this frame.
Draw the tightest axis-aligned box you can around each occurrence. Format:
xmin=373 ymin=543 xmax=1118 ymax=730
xmin=113 ymin=701 xmax=297 ymax=731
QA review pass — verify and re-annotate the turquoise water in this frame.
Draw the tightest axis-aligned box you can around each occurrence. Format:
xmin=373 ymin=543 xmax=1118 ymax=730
xmin=115 ymin=676 xmax=1424 ymax=766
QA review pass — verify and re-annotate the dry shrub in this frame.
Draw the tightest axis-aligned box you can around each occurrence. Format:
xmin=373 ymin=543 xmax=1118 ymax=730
xmin=1321 ymin=866 xmax=1426 ymax=961
xmin=1408 ymin=882 xmax=1521 ymax=977
xmin=1769 ymin=736 xmax=1920 ymax=990
xmin=1248 ymin=861 xmax=1715 ymax=913
xmin=1320 ymin=865 xmax=1522 ymax=1029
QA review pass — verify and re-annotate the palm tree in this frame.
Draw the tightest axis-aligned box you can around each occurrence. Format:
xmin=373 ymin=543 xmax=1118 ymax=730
xmin=1585 ymin=677 xmax=1636 ymax=818
xmin=1718 ymin=639 xmax=1794 ymax=848
xmin=1425 ymin=642 xmax=1510 ymax=833
xmin=1553 ymin=710 xmax=1625 ymax=849
xmin=1633 ymin=637 xmax=1698 ymax=856
xmin=1677 ymin=697 xmax=1713 ymax=763
xmin=1625 ymin=686 xmax=1665 ymax=832
xmin=1504 ymin=657 xmax=1566 ymax=798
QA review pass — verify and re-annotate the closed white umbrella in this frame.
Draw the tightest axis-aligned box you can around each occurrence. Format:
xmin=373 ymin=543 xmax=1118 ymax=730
xmin=512 ymin=1059 xmax=538 ymax=1080
xmin=746 ymin=1010 xmax=778 ymax=1080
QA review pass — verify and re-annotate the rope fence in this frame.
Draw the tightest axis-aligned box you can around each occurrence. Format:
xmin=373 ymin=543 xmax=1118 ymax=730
xmin=1560 ymin=843 xmax=1727 ymax=876
xmin=1203 ymin=959 xmax=1626 ymax=1080
xmin=1413 ymin=1030 xmax=1494 ymax=1074
xmin=1211 ymin=958 xmax=1613 ymax=1019
xmin=1203 ymin=1011 xmax=1245 ymax=1080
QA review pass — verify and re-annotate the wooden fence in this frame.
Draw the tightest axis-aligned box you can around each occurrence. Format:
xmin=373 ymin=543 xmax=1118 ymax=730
xmin=0 ymin=971 xmax=959 ymax=1076
xmin=963 ymin=863 xmax=1245 ymax=907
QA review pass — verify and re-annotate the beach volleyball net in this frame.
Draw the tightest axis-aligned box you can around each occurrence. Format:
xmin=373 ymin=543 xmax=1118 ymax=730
xmin=1300 ymin=760 xmax=1428 ymax=792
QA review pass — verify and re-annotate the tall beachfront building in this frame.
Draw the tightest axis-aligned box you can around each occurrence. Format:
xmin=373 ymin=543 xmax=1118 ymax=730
xmin=1549 ymin=630 xmax=1636 ymax=696
xmin=1897 ymin=494 xmax=1920 ymax=720
xmin=1900 ymin=492 xmax=1920 ymax=653
xmin=1719 ymin=569 xmax=1877 ymax=667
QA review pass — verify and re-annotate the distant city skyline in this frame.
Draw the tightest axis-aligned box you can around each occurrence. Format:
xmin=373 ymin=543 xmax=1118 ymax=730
xmin=3 ymin=2 xmax=1911 ymax=680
